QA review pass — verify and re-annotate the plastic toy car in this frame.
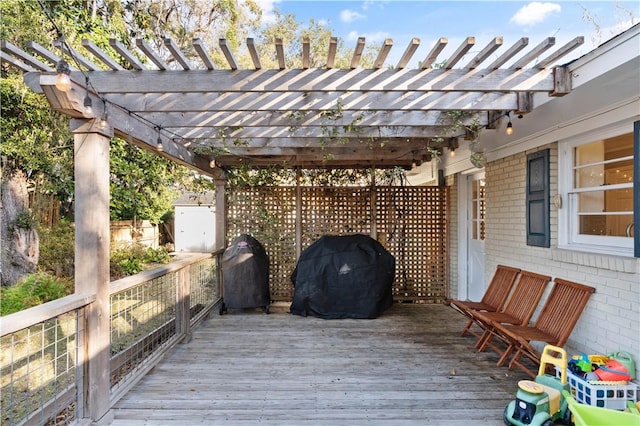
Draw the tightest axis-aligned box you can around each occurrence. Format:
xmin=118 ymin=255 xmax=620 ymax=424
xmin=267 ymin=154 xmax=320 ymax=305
xmin=504 ymin=344 xmax=572 ymax=426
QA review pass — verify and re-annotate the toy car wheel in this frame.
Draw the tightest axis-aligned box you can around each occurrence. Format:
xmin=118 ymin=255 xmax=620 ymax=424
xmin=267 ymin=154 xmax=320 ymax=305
xmin=562 ymin=408 xmax=573 ymax=425
xmin=503 ymin=406 xmax=513 ymax=425
xmin=541 ymin=420 xmax=553 ymax=426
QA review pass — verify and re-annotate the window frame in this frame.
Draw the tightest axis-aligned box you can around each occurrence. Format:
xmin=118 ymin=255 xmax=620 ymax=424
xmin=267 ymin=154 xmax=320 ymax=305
xmin=558 ymin=121 xmax=635 ymax=257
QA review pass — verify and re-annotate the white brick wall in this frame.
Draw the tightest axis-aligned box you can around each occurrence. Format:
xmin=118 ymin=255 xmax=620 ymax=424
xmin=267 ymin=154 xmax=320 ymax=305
xmin=483 ymin=143 xmax=640 ymax=379
xmin=447 ymin=174 xmax=458 ymax=299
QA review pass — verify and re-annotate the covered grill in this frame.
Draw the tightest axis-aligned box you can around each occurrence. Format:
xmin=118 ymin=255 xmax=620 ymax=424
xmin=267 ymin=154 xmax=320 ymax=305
xmin=220 ymin=234 xmax=270 ymax=314
xmin=290 ymin=234 xmax=395 ymax=319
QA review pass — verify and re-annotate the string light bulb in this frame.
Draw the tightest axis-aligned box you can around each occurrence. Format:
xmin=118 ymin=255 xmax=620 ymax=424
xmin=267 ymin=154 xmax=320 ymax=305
xmin=209 ymin=159 xmax=216 ymax=168
xmin=156 ymin=136 xmax=163 ymax=152
xmin=505 ymin=112 xmax=514 ymax=136
xmin=447 ymin=138 xmax=458 ymax=157
xmin=83 ymin=94 xmax=93 ymax=117
xmin=55 ymin=59 xmax=72 ymax=92
xmin=99 ymin=99 xmax=108 ymax=129
xmin=83 ymin=77 xmax=93 ymax=117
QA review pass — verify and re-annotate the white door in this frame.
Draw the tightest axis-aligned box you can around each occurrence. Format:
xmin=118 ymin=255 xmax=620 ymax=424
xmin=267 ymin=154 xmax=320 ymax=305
xmin=458 ymin=172 xmax=486 ymax=301
xmin=175 ymin=206 xmax=216 ymax=252
xmin=465 ymin=173 xmax=486 ymax=301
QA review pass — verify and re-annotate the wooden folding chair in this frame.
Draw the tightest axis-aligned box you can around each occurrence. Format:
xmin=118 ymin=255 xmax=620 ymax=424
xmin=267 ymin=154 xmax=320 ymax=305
xmin=450 ymin=265 xmax=520 ymax=338
xmin=491 ymin=278 xmax=595 ymax=378
xmin=473 ymin=270 xmax=551 ymax=355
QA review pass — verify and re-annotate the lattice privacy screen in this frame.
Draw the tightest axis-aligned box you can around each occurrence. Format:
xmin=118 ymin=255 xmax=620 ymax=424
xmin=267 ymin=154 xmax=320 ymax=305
xmin=227 ymin=186 xmax=447 ymax=303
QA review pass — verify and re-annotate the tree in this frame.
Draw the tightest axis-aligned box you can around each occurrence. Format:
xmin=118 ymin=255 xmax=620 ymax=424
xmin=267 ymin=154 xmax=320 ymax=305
xmin=109 ymin=138 xmax=190 ymax=224
xmin=121 ymin=0 xmax=261 ymax=68
xmin=254 ymin=10 xmax=375 ymax=69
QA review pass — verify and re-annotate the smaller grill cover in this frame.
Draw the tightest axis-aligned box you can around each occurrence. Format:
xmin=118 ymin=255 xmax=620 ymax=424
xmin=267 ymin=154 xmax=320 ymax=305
xmin=221 ymin=234 xmax=270 ymax=309
xmin=290 ymin=234 xmax=395 ymax=319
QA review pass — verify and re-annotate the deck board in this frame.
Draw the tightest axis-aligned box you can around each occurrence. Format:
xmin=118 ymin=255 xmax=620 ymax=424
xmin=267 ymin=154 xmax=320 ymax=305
xmin=111 ymin=304 xmax=530 ymax=425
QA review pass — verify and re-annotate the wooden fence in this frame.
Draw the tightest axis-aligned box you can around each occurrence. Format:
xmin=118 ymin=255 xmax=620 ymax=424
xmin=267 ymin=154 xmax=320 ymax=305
xmin=227 ymin=185 xmax=448 ymax=303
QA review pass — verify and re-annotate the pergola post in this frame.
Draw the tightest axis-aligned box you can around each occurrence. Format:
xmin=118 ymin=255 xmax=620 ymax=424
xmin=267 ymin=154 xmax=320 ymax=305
xmin=214 ymin=176 xmax=226 ymax=250
xmin=295 ymin=168 xmax=302 ymax=258
xmin=72 ymin=119 xmax=113 ymax=425
xmin=370 ymin=170 xmax=377 ymax=240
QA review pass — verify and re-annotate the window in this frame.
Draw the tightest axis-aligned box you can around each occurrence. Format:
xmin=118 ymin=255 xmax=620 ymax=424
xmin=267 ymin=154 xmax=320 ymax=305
xmin=471 ymin=178 xmax=485 ymax=241
xmin=559 ymin=127 xmax=635 ymax=256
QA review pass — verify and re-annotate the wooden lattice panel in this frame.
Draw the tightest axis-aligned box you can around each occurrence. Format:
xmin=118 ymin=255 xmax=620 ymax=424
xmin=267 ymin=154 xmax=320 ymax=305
xmin=301 ymin=187 xmax=372 ymax=248
xmin=227 ymin=185 xmax=447 ymax=303
xmin=376 ymin=187 xmax=448 ymax=302
xmin=227 ymin=187 xmax=297 ymax=301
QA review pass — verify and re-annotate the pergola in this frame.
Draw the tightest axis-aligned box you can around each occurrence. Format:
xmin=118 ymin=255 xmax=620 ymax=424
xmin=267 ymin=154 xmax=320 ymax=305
xmin=1 ymin=33 xmax=584 ymax=422
xmin=3 ymin=34 xmax=584 ymax=173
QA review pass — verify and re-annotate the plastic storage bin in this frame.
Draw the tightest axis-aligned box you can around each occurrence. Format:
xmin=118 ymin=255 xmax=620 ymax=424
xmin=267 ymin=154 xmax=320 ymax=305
xmin=559 ymin=369 xmax=639 ymax=410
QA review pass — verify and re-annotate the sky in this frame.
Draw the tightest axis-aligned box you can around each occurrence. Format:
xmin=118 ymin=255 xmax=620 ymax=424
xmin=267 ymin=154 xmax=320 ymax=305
xmin=252 ymin=0 xmax=639 ymax=67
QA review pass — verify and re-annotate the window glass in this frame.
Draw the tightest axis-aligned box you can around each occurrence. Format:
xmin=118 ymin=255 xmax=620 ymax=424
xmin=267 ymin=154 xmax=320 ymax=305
xmin=570 ymin=132 xmax=634 ymax=239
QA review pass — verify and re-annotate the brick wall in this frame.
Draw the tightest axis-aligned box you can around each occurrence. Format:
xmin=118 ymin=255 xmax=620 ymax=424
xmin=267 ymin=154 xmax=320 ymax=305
xmin=446 ymin=174 xmax=458 ymax=300
xmin=484 ymin=143 xmax=640 ymax=373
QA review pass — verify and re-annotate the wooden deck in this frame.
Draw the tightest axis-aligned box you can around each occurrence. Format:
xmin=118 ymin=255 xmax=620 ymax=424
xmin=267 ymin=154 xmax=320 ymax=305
xmin=111 ymin=304 xmax=531 ymax=425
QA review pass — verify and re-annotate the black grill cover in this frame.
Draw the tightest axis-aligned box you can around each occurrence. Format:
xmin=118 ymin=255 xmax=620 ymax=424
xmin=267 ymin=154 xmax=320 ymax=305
xmin=221 ymin=234 xmax=270 ymax=309
xmin=290 ymin=234 xmax=395 ymax=319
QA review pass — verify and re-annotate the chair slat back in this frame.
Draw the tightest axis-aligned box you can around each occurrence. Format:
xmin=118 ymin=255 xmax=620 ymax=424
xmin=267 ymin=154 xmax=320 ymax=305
xmin=531 ymin=278 xmax=595 ymax=346
xmin=501 ymin=271 xmax=551 ymax=324
xmin=480 ymin=265 xmax=521 ymax=310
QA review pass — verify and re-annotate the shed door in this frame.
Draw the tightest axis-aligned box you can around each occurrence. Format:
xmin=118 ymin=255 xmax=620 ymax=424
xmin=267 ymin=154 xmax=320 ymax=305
xmin=175 ymin=206 xmax=215 ymax=252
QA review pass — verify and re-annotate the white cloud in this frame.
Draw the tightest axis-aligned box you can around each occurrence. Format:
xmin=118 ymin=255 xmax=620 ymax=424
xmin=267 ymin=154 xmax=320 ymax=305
xmin=251 ymin=0 xmax=281 ymax=25
xmin=510 ymin=2 xmax=561 ymax=27
xmin=362 ymin=0 xmax=388 ymax=11
xmin=340 ymin=9 xmax=365 ymax=24
xmin=346 ymin=30 xmax=391 ymax=43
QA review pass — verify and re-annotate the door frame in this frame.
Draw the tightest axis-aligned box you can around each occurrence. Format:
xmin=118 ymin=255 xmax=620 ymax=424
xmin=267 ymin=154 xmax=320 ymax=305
xmin=457 ymin=170 xmax=485 ymax=300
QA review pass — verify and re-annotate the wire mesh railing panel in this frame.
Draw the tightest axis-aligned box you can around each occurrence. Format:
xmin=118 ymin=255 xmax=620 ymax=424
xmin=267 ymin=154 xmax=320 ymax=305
xmin=110 ymin=273 xmax=177 ymax=390
xmin=189 ymin=256 xmax=219 ymax=322
xmin=1 ymin=311 xmax=82 ymax=426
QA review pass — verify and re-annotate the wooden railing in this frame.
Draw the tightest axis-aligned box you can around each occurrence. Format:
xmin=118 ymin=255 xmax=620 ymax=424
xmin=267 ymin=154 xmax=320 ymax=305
xmin=0 ymin=252 xmax=222 ymax=426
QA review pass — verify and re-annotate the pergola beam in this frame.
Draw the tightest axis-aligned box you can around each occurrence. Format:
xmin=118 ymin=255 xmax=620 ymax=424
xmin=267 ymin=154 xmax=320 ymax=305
xmin=113 ymin=90 xmax=518 ymax=113
xmin=74 ymin=68 xmax=557 ymax=93
xmin=27 ymin=73 xmax=216 ymax=177
xmin=177 ymin=136 xmax=441 ymax=149
xmin=140 ymin=110 xmax=486 ymax=128
xmin=169 ymin=125 xmax=466 ymax=140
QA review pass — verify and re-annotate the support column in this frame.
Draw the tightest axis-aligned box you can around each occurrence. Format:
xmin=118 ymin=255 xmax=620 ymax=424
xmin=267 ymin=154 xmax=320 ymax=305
xmin=295 ymin=168 xmax=302 ymax=259
xmin=370 ymin=170 xmax=377 ymax=240
xmin=214 ymin=176 xmax=226 ymax=251
xmin=72 ymin=119 xmax=113 ymax=425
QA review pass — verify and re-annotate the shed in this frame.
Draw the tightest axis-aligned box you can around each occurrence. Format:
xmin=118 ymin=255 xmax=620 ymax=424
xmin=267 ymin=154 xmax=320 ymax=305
xmin=173 ymin=191 xmax=215 ymax=253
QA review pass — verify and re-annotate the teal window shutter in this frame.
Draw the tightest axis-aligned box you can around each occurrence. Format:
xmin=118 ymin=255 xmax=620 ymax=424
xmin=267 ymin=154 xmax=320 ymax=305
xmin=527 ymin=149 xmax=550 ymax=247
xmin=634 ymin=121 xmax=639 ymax=257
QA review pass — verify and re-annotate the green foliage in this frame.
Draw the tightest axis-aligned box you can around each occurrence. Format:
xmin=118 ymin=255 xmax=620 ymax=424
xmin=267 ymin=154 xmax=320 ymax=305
xmin=227 ymin=165 xmax=297 ymax=187
xmin=226 ymin=166 xmax=405 ymax=188
xmin=0 ymin=273 xmax=72 ymax=316
xmin=0 ymin=75 xmax=75 ymax=203
xmin=110 ymin=242 xmax=145 ymax=278
xmin=37 ymin=219 xmax=75 ymax=278
xmin=13 ymin=210 xmax=35 ymax=230
xmin=142 ymin=246 xmax=171 ymax=264
xmin=110 ymin=243 xmax=172 ymax=280
xmin=110 ymin=138 xmax=189 ymax=223
xmin=123 ymin=0 xmax=260 ymax=67
xmin=255 ymin=11 xmax=375 ymax=69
